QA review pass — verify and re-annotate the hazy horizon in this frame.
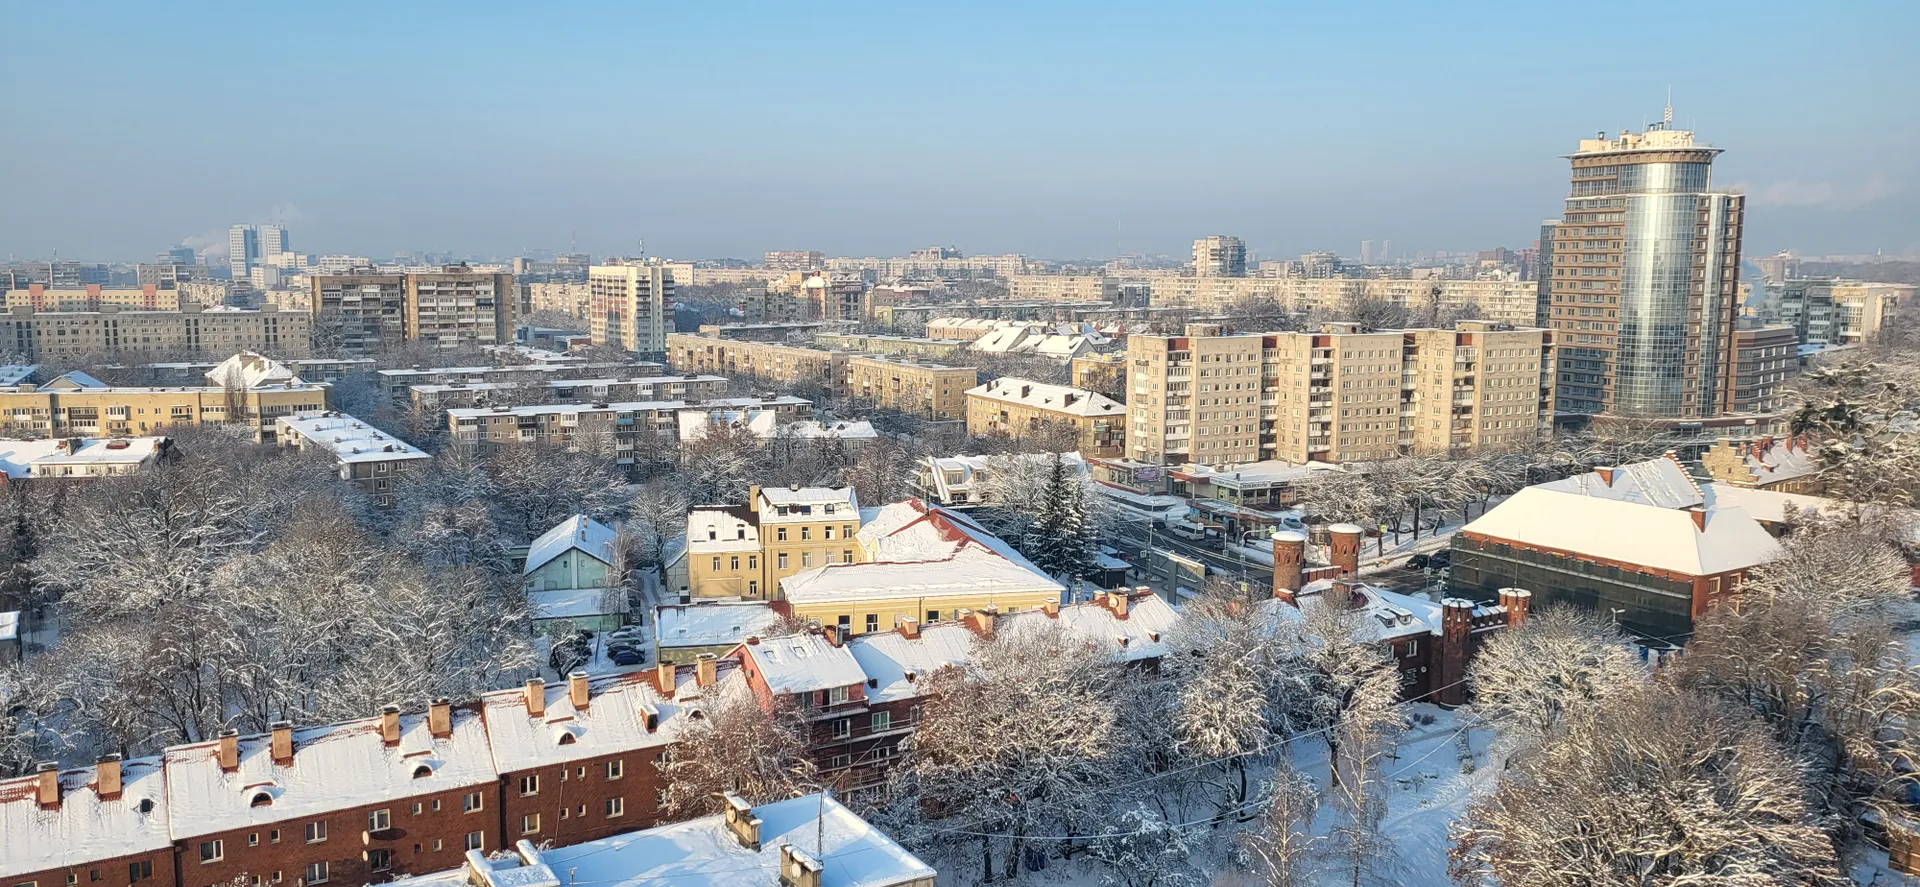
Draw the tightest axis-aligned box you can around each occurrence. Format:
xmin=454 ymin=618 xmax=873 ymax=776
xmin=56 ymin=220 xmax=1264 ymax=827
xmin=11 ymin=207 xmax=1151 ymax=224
xmin=5 ymin=1 xmax=1916 ymax=264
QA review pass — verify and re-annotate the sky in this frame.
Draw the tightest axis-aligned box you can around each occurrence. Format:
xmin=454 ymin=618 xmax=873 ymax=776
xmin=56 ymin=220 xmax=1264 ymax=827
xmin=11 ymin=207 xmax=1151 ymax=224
xmin=4 ymin=1 xmax=1916 ymax=264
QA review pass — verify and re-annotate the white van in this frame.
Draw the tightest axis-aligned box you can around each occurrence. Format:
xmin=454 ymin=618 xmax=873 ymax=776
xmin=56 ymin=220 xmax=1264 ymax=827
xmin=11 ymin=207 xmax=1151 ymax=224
xmin=1167 ymin=520 xmax=1207 ymax=541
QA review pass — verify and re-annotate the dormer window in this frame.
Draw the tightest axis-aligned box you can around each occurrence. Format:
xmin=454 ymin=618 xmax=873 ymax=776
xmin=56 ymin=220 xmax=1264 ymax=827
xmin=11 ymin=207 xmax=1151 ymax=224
xmin=250 ymin=792 xmax=274 ymax=808
xmin=557 ymin=733 xmax=577 ymax=745
xmin=707 ymin=528 xmax=717 ymax=541
xmin=412 ymin=765 xmax=433 ymax=779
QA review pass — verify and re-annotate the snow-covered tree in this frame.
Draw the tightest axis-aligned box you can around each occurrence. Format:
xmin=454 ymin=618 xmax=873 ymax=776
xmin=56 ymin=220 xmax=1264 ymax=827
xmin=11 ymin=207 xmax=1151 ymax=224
xmin=1450 ymin=684 xmax=1846 ymax=887
xmin=849 ymin=435 xmax=911 ymax=506
xmin=683 ymin=417 xmax=769 ymax=504
xmin=656 ymin=679 xmax=817 ymax=818
xmin=1020 ymin=453 xmax=1098 ymax=582
xmin=1297 ymin=586 xmax=1402 ymax=887
xmin=1089 ymin=804 xmax=1204 ymax=887
xmin=480 ymin=443 xmax=627 ymax=541
xmin=1239 ymin=763 xmax=1325 ymax=887
xmin=1162 ymin=584 xmax=1305 ymax=816
xmin=627 ymin=483 xmax=689 ymax=568
xmin=1466 ymin=605 xmax=1644 ymax=743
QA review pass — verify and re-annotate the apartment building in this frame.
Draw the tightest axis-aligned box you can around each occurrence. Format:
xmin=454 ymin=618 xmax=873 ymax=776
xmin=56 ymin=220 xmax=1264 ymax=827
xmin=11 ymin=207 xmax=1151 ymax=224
xmin=1071 ymin=352 xmax=1127 ymax=399
xmin=1126 ymin=321 xmax=1554 ymax=465
xmin=446 ymin=395 xmax=811 ymax=471
xmin=275 ymin=411 xmax=431 ymax=507
xmin=376 ymin=361 xmax=660 ymax=403
xmin=405 ymin=266 xmax=514 ymax=350
xmin=0 ymin=304 xmax=308 ymax=361
xmin=0 ymin=436 xmax=168 ymax=480
xmin=311 ymin=272 xmax=406 ymax=354
xmin=1193 ymin=235 xmax=1247 ymax=277
xmin=0 ymin=380 xmax=327 ymax=443
xmin=526 ymin=281 xmax=592 ymax=320
xmin=764 ymin=272 xmax=865 ymax=323
xmin=684 ymin=486 xmax=861 ymax=601
xmin=1727 ymin=323 xmax=1797 ymax=414
xmin=409 ymin=374 xmax=730 ymax=413
xmin=1006 ymin=275 xmax=1121 ymax=303
xmin=1766 ymin=279 xmax=1915 ymax=348
xmin=812 ymin=333 xmax=969 ymax=361
xmin=764 ymin=250 xmax=826 ymax=271
xmin=845 ymin=356 xmax=977 ymax=420
xmin=666 ymin=333 xmax=846 ymax=387
xmin=1146 ymin=276 xmax=1541 ymax=325
xmin=588 ymin=261 xmax=673 ymax=354
xmin=135 ymin=264 xmax=212 ymax=291
xmin=965 ymin=377 xmax=1125 ymax=457
xmin=2 ymin=285 xmax=181 ymax=312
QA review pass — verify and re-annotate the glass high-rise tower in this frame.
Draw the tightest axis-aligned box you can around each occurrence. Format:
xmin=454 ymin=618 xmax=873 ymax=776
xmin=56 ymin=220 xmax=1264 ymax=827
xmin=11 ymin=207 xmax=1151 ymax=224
xmin=1544 ymin=107 xmax=1745 ymax=420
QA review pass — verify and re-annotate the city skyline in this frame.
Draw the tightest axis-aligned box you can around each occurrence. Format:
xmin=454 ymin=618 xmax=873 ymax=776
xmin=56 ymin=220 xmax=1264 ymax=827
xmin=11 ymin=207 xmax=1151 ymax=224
xmin=4 ymin=1 xmax=1916 ymax=263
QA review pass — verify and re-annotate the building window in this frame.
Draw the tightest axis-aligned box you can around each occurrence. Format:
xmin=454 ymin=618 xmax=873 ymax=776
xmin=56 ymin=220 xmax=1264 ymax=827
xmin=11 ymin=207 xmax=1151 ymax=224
xmin=777 ymin=553 xmax=788 ymax=570
xmin=926 ymin=610 xmax=939 ymax=624
xmin=777 ymin=528 xmax=788 ymax=542
xmin=748 ymin=555 xmax=757 ymax=569
xmin=305 ymin=821 xmax=327 ymax=843
xmin=872 ymin=711 xmax=891 ymax=732
xmin=865 ymin=614 xmax=879 ymax=633
xmin=466 ymin=831 xmax=485 ymax=851
xmin=520 ymin=774 xmax=539 ymax=796
xmin=606 ymin=797 xmax=625 ymax=818
xmin=128 ymin=862 xmax=152 ymax=883
xmin=608 ymin=759 xmax=625 ymax=780
xmin=367 ymin=850 xmax=392 ymax=873
xmin=410 ymin=802 xmax=422 ymax=816
xmin=711 ymin=557 xmax=721 ymax=572
xmin=801 ymin=527 xmax=811 ymax=541
xmin=368 ymin=808 xmax=391 ymax=831
xmin=748 ymin=580 xmax=759 ymax=596
xmin=833 ymin=718 xmax=850 ymax=739
xmin=801 ymin=553 xmax=812 ymax=568
xmin=829 ymin=754 xmax=850 ymax=769
xmin=730 ymin=556 xmax=739 ymax=571
xmin=522 ymin=813 xmax=541 ymax=834
xmin=247 ymin=833 xmax=259 ymax=847
xmin=269 ymin=829 xmax=280 ymax=844
xmin=198 ymin=840 xmax=224 ymax=864
xmin=304 ymin=862 xmax=328 ymax=885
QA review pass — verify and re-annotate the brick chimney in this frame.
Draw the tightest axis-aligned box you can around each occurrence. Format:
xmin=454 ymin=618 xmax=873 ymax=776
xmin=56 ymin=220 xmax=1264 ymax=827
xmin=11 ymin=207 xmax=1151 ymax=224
xmin=34 ymin=762 xmax=59 ymax=809
xmin=747 ymin=485 xmax=761 ymax=513
xmin=1327 ymin=523 xmax=1363 ymax=578
xmin=1040 ymin=601 xmax=1059 ymax=618
xmin=269 ymin=721 xmax=294 ymax=766
xmin=965 ymin=608 xmax=994 ymax=638
xmin=217 ymin=728 xmax=240 ymax=772
xmin=428 ymin=698 xmax=452 ymax=739
xmin=780 ymin=844 xmax=824 ymax=887
xmin=1063 ymin=393 xmax=1077 ymax=408
xmin=695 ymin=652 xmax=717 ymax=688
xmin=654 ymin=662 xmax=677 ymax=695
xmin=523 ymin=678 xmax=546 ymax=717
xmin=722 ymin=793 xmax=761 ymax=850
xmin=1436 ymin=599 xmax=1474 ymax=707
xmin=96 ymin=754 xmax=123 ymax=800
xmin=898 ymin=617 xmax=920 ymax=639
xmin=1271 ymin=530 xmax=1307 ymax=602
xmin=1498 ymin=588 xmax=1532 ymax=628
xmin=568 ymin=671 xmax=591 ymax=709
xmin=379 ymin=704 xmax=402 ymax=746
xmin=1594 ymin=466 xmax=1617 ymax=486
xmin=1104 ymin=590 xmax=1130 ymax=620
xmin=1688 ymin=506 xmax=1707 ymax=532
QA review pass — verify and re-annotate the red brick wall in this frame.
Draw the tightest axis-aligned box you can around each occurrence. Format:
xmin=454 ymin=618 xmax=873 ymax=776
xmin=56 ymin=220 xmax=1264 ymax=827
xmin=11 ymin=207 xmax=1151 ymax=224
xmin=9 ymin=849 xmax=176 ymax=887
xmin=496 ymin=749 xmax=671 ymax=850
xmin=173 ymin=784 xmax=492 ymax=887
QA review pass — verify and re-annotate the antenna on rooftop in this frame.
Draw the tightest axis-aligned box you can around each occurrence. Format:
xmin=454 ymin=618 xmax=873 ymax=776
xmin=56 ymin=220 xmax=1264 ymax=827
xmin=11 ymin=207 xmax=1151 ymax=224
xmin=1664 ymin=87 xmax=1673 ymax=125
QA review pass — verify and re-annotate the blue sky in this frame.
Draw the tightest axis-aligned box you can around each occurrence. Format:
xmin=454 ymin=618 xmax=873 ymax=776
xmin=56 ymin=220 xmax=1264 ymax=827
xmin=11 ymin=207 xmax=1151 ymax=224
xmin=5 ymin=1 xmax=1916 ymax=263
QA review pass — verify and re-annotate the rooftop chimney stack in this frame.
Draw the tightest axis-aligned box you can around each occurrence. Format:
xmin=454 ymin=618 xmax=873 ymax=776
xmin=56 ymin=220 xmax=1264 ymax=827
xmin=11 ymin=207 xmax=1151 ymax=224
xmin=781 ymin=844 xmax=825 ymax=887
xmin=722 ymin=793 xmax=762 ymax=850
xmin=1688 ymin=506 xmax=1707 ymax=532
xmin=523 ymin=678 xmax=546 ymax=717
xmin=379 ymin=704 xmax=402 ymax=746
xmin=695 ymin=652 xmax=717 ymax=688
xmin=1105 ymin=590 xmax=1130 ymax=619
xmin=1498 ymin=588 xmax=1533 ymax=628
xmin=898 ymin=617 xmax=920 ymax=639
xmin=95 ymin=754 xmax=123 ymax=800
xmin=35 ymin=762 xmax=59 ymax=809
xmin=654 ymin=661 xmax=677 ymax=695
xmin=1595 ymin=466 xmax=1618 ymax=486
xmin=428 ymin=697 xmax=452 ymax=739
xmin=1041 ymin=600 xmax=1059 ymax=618
xmin=1271 ymin=530 xmax=1307 ymax=604
xmin=568 ymin=671 xmax=591 ymax=709
xmin=269 ymin=721 xmax=294 ymax=766
xmin=217 ymin=729 xmax=240 ymax=772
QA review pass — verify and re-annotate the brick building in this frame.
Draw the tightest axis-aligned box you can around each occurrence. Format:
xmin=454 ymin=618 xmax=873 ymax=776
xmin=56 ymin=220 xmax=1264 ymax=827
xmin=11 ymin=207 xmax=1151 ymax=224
xmin=1 ymin=757 xmax=176 ymax=887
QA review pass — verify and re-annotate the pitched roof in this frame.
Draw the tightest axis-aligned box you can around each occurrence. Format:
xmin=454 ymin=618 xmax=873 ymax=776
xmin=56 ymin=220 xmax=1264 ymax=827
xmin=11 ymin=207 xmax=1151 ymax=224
xmin=0 ymin=758 xmax=172 ymax=878
xmin=966 ymin=377 xmax=1123 ymax=417
xmin=205 ymin=351 xmax=300 ymax=389
xmin=477 ymin=670 xmax=713 ymax=772
xmin=656 ymin=602 xmax=783 ymax=649
xmin=162 ymin=707 xmax=498 ymax=840
xmin=1532 ymin=453 xmax=1703 ymax=508
xmin=781 ymin=543 xmax=1062 ymax=605
xmin=1462 ymin=486 xmax=1782 ymax=576
xmin=525 ymin=515 xmax=619 ymax=574
xmin=845 ymin=624 xmax=977 ymax=704
xmin=739 ymin=633 xmax=868 ymax=694
xmin=1005 ymin=592 xmax=1180 ymax=661
xmin=685 ymin=505 xmax=759 ymax=554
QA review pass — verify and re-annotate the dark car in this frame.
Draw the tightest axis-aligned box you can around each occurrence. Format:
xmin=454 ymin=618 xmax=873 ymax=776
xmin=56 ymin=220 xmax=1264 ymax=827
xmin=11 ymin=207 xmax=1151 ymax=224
xmin=609 ymin=647 xmax=647 ymax=666
xmin=1408 ymin=551 xmax=1452 ymax=571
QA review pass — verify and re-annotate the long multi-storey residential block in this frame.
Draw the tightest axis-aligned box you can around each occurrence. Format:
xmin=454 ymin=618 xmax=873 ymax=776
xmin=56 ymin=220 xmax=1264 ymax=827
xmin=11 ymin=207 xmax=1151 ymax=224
xmin=275 ymin=411 xmax=432 ymax=507
xmin=666 ymin=333 xmax=845 ymax=387
xmin=0 ymin=304 xmax=309 ymax=361
xmin=0 ymin=378 xmax=327 ymax=442
xmin=409 ymin=374 xmax=731 ymax=413
xmin=376 ymin=361 xmax=660 ymax=404
xmin=588 ymin=261 xmax=672 ymax=354
xmin=1005 ymin=275 xmax=1121 ymax=302
xmin=3 ymin=285 xmax=182 ymax=312
xmin=404 ymin=266 xmax=514 ymax=350
xmin=1125 ymin=321 xmax=1554 ymax=466
xmin=1147 ymin=276 xmax=1541 ymax=325
xmin=1765 ymin=279 xmax=1915 ymax=348
xmin=310 ymin=272 xmax=406 ymax=354
xmin=965 ymin=377 xmax=1125 ymax=456
xmin=844 ymin=356 xmax=976 ymax=420
xmin=446 ymin=394 xmax=811 ymax=469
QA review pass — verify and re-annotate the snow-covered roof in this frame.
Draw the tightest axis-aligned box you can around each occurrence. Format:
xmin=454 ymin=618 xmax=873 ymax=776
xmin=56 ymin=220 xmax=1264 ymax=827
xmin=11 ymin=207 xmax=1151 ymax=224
xmin=276 ymin=411 xmax=431 ymax=464
xmin=1259 ymin=580 xmax=1445 ymax=642
xmin=785 ymin=419 xmax=879 ymax=440
xmin=1699 ymin=482 xmax=1920 ymax=541
xmin=0 ymin=757 xmax=172 ymax=879
xmin=686 ymin=506 xmax=760 ymax=554
xmin=449 ymin=395 xmax=810 ymax=421
xmin=656 ymin=602 xmax=782 ymax=649
xmin=162 ymin=706 xmax=498 ymax=840
xmin=1721 ymin=435 xmax=1823 ymax=487
xmin=528 ymin=588 xmax=623 ymax=620
xmin=1169 ymin=459 xmax=1345 ymax=490
xmin=0 ymin=437 xmax=165 ymax=478
xmin=478 ymin=669 xmax=713 ymax=773
xmin=1462 ymin=486 xmax=1782 ymax=576
xmin=967 ymin=377 xmax=1122 ymax=417
xmin=395 ymin=793 xmax=933 ymax=887
xmin=525 ymin=514 xmax=619 ymax=574
xmin=204 ymin=351 xmax=301 ymax=389
xmin=845 ymin=624 xmax=976 ymax=703
xmin=678 ymin=408 xmax=777 ymax=442
xmin=0 ymin=611 xmax=16 ymax=642
xmin=42 ymin=370 xmax=108 ymax=389
xmin=783 ymin=543 xmax=1062 ymax=606
xmin=1533 ymin=454 xmax=1702 ymax=509
xmin=1006 ymin=593 xmax=1180 ymax=661
xmin=757 ymin=486 xmax=859 ymax=523
xmin=739 ymin=633 xmax=868 ymax=694
xmin=854 ymin=500 xmax=1050 ymax=575
xmin=0 ymin=365 xmax=37 ymax=386
xmin=412 ymin=374 xmax=728 ymax=395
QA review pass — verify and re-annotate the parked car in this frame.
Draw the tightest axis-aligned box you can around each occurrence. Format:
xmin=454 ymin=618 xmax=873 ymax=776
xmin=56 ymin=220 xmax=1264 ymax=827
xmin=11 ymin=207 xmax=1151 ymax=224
xmin=607 ymin=627 xmax=645 ymax=644
xmin=1408 ymin=551 xmax=1452 ymax=571
xmin=608 ymin=647 xmax=647 ymax=666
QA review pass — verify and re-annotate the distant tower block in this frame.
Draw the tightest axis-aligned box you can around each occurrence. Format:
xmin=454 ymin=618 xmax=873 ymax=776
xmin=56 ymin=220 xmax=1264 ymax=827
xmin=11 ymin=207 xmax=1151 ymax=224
xmin=1327 ymin=522 xmax=1363 ymax=577
xmin=1270 ymin=530 xmax=1307 ymax=601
